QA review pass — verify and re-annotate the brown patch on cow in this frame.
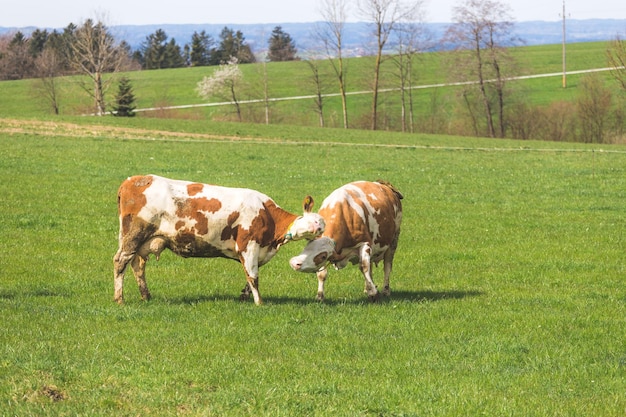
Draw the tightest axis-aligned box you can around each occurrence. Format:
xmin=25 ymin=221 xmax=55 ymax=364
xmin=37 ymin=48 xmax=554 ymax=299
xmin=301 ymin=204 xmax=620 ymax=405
xmin=187 ymin=183 xmax=204 ymax=196
xmin=262 ymin=200 xmax=298 ymax=243
xmin=235 ymin=204 xmax=277 ymax=254
xmin=221 ymin=211 xmax=240 ymax=241
xmin=367 ymin=185 xmax=401 ymax=247
xmin=175 ymin=197 xmax=221 ymax=236
xmin=169 ymin=230 xmax=227 ymax=258
xmin=320 ymin=194 xmax=369 ymax=251
xmin=117 ymin=175 xmax=153 ymax=234
xmin=119 ymin=217 xmax=159 ymax=254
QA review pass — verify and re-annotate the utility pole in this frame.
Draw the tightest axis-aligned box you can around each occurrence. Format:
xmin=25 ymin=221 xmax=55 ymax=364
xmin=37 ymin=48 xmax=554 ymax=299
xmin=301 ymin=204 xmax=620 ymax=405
xmin=561 ymin=0 xmax=567 ymax=88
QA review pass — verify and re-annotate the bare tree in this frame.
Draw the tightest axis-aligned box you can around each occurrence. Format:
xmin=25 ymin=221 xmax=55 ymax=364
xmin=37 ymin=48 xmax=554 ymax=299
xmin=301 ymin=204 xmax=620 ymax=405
xmin=393 ymin=16 xmax=429 ymax=133
xmin=607 ymin=35 xmax=626 ymax=91
xmin=577 ymin=74 xmax=613 ymax=143
xmin=306 ymin=59 xmax=328 ymax=127
xmin=197 ymin=57 xmax=244 ymax=122
xmin=358 ymin=0 xmax=422 ymax=130
xmin=67 ymin=18 xmax=128 ymax=115
xmin=0 ymin=32 xmax=35 ymax=80
xmin=316 ymin=0 xmax=350 ymax=129
xmin=443 ymin=0 xmax=518 ymax=138
xmin=34 ymin=47 xmax=63 ymax=114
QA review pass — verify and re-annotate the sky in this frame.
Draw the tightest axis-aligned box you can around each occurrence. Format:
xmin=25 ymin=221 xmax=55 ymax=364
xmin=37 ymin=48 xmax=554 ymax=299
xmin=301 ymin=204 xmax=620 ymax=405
xmin=1 ymin=0 xmax=624 ymax=28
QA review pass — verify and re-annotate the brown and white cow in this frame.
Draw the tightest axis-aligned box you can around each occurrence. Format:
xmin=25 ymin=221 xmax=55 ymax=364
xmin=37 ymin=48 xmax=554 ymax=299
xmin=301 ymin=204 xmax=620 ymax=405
xmin=113 ymin=175 xmax=325 ymax=305
xmin=289 ymin=180 xmax=403 ymax=301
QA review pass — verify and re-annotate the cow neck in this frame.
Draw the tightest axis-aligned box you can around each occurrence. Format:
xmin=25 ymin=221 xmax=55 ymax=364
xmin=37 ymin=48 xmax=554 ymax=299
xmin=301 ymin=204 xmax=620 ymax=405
xmin=265 ymin=201 xmax=298 ymax=244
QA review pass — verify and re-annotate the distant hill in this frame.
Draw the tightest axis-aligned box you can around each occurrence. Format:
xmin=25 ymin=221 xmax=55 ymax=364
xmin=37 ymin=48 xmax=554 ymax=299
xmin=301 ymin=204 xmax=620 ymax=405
xmin=2 ymin=19 xmax=625 ymax=57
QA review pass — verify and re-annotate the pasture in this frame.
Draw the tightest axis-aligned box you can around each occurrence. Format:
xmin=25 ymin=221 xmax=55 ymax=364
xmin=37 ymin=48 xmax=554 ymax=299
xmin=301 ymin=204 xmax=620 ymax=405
xmin=1 ymin=117 xmax=625 ymax=415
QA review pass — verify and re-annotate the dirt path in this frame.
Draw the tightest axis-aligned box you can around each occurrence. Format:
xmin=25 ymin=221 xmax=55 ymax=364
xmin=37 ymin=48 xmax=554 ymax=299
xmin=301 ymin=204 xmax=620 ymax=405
xmin=0 ymin=118 xmax=252 ymax=142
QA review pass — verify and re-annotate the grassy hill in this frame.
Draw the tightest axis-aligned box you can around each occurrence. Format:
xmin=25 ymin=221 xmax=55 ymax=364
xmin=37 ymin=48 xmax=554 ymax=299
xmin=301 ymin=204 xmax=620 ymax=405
xmin=0 ymin=42 xmax=618 ymax=131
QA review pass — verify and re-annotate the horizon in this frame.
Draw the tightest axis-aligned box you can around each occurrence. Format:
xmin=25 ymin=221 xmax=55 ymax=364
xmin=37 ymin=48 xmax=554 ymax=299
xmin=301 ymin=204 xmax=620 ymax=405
xmin=1 ymin=0 xmax=624 ymax=29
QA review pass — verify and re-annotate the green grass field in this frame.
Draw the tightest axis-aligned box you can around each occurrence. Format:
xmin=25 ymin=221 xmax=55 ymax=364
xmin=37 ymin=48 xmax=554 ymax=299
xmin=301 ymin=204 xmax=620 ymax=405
xmin=0 ymin=42 xmax=616 ymax=125
xmin=1 ymin=117 xmax=625 ymax=415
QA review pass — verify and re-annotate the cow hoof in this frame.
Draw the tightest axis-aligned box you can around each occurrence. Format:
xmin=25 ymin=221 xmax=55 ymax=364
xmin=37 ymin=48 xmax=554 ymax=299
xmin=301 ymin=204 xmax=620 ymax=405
xmin=315 ymin=293 xmax=325 ymax=302
xmin=115 ymin=297 xmax=124 ymax=305
xmin=382 ymin=287 xmax=391 ymax=297
xmin=239 ymin=293 xmax=251 ymax=302
xmin=368 ymin=292 xmax=380 ymax=302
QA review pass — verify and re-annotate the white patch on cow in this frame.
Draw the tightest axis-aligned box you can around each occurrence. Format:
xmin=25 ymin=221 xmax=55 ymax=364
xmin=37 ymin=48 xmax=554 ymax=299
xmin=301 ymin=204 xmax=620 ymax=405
xmin=138 ymin=175 xmax=268 ymax=248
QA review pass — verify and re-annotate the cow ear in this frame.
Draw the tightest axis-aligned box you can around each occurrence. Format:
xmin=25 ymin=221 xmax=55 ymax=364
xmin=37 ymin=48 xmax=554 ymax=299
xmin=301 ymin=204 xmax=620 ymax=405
xmin=303 ymin=196 xmax=314 ymax=213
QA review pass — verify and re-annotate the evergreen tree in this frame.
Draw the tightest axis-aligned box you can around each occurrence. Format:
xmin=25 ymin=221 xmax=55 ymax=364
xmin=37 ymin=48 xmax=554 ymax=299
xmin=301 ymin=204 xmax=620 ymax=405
xmin=190 ymin=30 xmax=213 ymax=66
xmin=140 ymin=29 xmax=168 ymax=69
xmin=211 ymin=27 xmax=256 ymax=65
xmin=164 ymin=38 xmax=185 ymax=68
xmin=28 ymin=29 xmax=49 ymax=57
xmin=112 ymin=77 xmax=136 ymax=117
xmin=267 ymin=26 xmax=298 ymax=62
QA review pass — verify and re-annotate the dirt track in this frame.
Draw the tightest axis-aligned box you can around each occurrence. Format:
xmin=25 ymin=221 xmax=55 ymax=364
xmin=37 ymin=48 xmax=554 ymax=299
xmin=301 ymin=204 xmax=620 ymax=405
xmin=0 ymin=118 xmax=250 ymax=142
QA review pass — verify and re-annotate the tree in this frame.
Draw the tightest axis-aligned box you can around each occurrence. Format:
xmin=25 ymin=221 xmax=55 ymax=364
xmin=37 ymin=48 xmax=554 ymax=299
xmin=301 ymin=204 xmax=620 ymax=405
xmin=164 ymin=38 xmax=186 ymax=68
xmin=443 ymin=0 xmax=518 ymax=138
xmin=140 ymin=29 xmax=166 ymax=69
xmin=28 ymin=29 xmax=49 ymax=57
xmin=197 ymin=57 xmax=244 ymax=121
xmin=393 ymin=17 xmax=429 ymax=132
xmin=358 ymin=0 xmax=422 ymax=130
xmin=66 ymin=18 xmax=129 ymax=115
xmin=577 ymin=74 xmax=613 ymax=143
xmin=607 ymin=35 xmax=626 ymax=91
xmin=34 ymin=46 xmax=63 ymax=114
xmin=112 ymin=77 xmax=136 ymax=117
xmin=190 ymin=30 xmax=214 ymax=66
xmin=306 ymin=59 xmax=329 ymax=127
xmin=0 ymin=32 xmax=34 ymax=80
xmin=316 ymin=0 xmax=350 ymax=129
xmin=212 ymin=27 xmax=256 ymax=65
xmin=267 ymin=26 xmax=298 ymax=62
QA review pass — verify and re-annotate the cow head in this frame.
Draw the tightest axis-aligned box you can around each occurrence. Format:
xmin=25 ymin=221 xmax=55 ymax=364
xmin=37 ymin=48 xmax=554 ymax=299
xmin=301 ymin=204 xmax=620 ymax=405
xmin=289 ymin=237 xmax=335 ymax=273
xmin=284 ymin=196 xmax=325 ymax=241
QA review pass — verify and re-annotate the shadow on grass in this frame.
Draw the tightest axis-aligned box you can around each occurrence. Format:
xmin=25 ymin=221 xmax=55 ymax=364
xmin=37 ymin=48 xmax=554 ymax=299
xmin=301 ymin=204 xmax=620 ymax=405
xmin=0 ymin=288 xmax=67 ymax=300
xmin=166 ymin=289 xmax=484 ymax=306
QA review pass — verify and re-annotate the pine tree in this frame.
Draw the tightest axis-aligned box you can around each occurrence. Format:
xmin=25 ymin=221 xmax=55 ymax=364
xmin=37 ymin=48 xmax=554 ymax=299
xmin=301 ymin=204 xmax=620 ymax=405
xmin=113 ymin=77 xmax=136 ymax=117
xmin=212 ymin=27 xmax=256 ymax=65
xmin=190 ymin=30 xmax=213 ymax=66
xmin=267 ymin=26 xmax=298 ymax=62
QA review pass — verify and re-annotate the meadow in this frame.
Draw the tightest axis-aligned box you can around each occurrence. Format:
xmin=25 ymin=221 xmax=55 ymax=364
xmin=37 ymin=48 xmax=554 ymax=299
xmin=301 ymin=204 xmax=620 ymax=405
xmin=0 ymin=115 xmax=625 ymax=415
xmin=0 ymin=42 xmax=615 ymax=126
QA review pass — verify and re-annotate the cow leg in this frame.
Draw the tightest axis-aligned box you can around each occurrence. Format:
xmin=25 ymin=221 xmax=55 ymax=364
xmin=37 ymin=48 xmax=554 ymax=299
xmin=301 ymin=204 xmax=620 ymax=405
xmin=113 ymin=249 xmax=134 ymax=304
xmin=316 ymin=267 xmax=328 ymax=301
xmin=240 ymin=277 xmax=261 ymax=305
xmin=359 ymin=243 xmax=379 ymax=302
xmin=382 ymin=231 xmax=400 ymax=296
xmin=238 ymin=246 xmax=262 ymax=305
xmin=130 ymin=254 xmax=151 ymax=301
xmin=381 ymin=250 xmax=393 ymax=297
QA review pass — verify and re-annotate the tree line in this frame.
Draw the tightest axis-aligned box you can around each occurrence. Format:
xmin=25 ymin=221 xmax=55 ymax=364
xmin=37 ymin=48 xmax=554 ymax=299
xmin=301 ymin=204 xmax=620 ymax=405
xmin=0 ymin=24 xmax=297 ymax=79
xmin=1 ymin=0 xmax=624 ymax=143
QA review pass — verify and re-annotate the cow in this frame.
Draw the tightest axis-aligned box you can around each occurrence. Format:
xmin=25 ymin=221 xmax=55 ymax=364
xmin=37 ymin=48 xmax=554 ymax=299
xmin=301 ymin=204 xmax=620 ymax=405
xmin=113 ymin=175 xmax=325 ymax=305
xmin=289 ymin=180 xmax=403 ymax=302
